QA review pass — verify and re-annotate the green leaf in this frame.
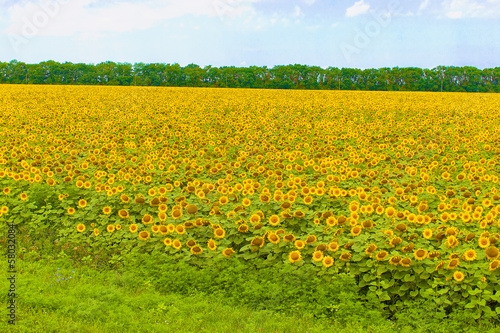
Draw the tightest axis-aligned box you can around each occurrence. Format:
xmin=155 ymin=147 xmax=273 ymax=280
xmin=438 ymin=288 xmax=450 ymax=295
xmin=472 ymin=310 xmax=482 ymax=320
xmin=465 ymin=302 xmax=476 ymax=309
xmin=377 ymin=265 xmax=388 ymax=275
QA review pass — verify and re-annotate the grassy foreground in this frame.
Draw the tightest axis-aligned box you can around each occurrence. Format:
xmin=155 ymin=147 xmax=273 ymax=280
xmin=0 ymin=254 xmax=499 ymax=333
xmin=0 ymin=256 xmax=391 ymax=333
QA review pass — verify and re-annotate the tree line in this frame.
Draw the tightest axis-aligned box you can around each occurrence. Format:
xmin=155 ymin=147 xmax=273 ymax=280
xmin=1 ymin=60 xmax=499 ymax=92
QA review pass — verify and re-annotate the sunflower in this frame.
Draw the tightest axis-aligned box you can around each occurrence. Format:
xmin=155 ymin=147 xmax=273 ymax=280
xmin=190 ymin=245 xmax=203 ymax=255
xmin=172 ymin=239 xmax=182 ymax=250
xmin=489 ymin=260 xmax=500 ymax=271
xmin=288 ymin=250 xmax=302 ymax=263
xmin=402 ymin=243 xmax=415 ymax=253
xmin=118 ymin=209 xmax=129 ymax=219
xmin=283 ymin=234 xmax=296 ymax=242
xmin=158 ymin=212 xmax=167 ymax=222
xmin=251 ymin=236 xmax=265 ymax=248
xmin=158 ymin=204 xmax=168 ymax=213
xmin=294 ymin=210 xmax=305 ymax=218
xmin=479 ymin=237 xmax=490 ymax=248
xmin=414 ymin=249 xmax=428 ymax=261
xmin=93 ymin=228 xmax=99 ymax=236
xmin=395 ymin=223 xmax=408 ymax=233
xmin=389 ymin=256 xmax=401 ymax=266
xmin=102 ymin=206 xmax=111 ymax=215
xmin=259 ymin=194 xmax=270 ymax=203
xmin=362 ymin=220 xmax=374 ymax=229
xmin=294 ymin=240 xmax=306 ymax=250
xmin=268 ymin=233 xmax=280 ymax=244
xmin=107 ymin=225 xmax=115 ymax=233
xmin=350 ymin=226 xmax=362 ymax=237
xmin=207 ymin=239 xmax=217 ymax=251
xmin=339 ymin=252 xmax=352 ymax=261
xmin=365 ymin=244 xmax=377 ymax=256
xmin=151 ymin=225 xmax=160 ymax=233
xmin=186 ymin=204 xmax=198 ymax=215
xmin=175 ymin=224 xmax=186 ymax=235
xmin=214 ymin=228 xmax=226 ymax=239
xmin=326 ymin=216 xmax=337 ymax=227
xmin=67 ymin=207 xmax=75 ymax=215
xmin=306 ymin=235 xmax=317 ymax=244
xmin=376 ymin=251 xmax=388 ymax=261
xmin=447 ymin=259 xmax=460 ymax=269
xmin=20 ymin=193 xmax=28 ymax=201
xmin=163 ymin=238 xmax=172 ymax=246
xmin=328 ymin=242 xmax=340 ymax=252
xmin=129 ymin=224 xmax=138 ymax=233
xmin=400 ymin=258 xmax=412 ymax=267
xmin=463 ymin=249 xmax=477 ymax=261
xmin=237 ymin=224 xmax=249 ymax=233
xmin=385 ymin=206 xmax=396 ymax=218
xmin=315 ymin=244 xmax=327 ymax=252
xmin=322 ymin=256 xmax=334 ymax=267
xmin=134 ymin=196 xmax=146 ymax=204
xmin=485 ymin=247 xmax=499 ymax=260
xmin=264 ymin=214 xmax=280 ymax=227
xmin=242 ymin=198 xmax=251 ymax=207
xmin=76 ymin=223 xmax=85 ymax=233
xmin=445 ymin=235 xmax=459 ymax=248
xmin=120 ymin=194 xmax=130 ymax=203
xmin=303 ymin=196 xmax=313 ymax=205
xmin=138 ymin=230 xmax=150 ymax=241
xmin=389 ymin=237 xmax=402 ymax=247
xmin=312 ymin=250 xmax=324 ymax=262
xmin=427 ymin=251 xmax=440 ymax=259
xmin=3 ymin=187 xmax=11 ymax=195
xmin=142 ymin=214 xmax=154 ymax=225
xmin=453 ymin=270 xmax=465 ymax=282
xmin=250 ymin=214 xmax=261 ymax=224
xmin=423 ymin=229 xmax=433 ymax=239
xmin=434 ymin=260 xmax=445 ymax=271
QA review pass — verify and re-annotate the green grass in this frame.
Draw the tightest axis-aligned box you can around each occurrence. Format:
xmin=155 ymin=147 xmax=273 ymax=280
xmin=0 ymin=257 xmax=395 ymax=333
xmin=1 ymin=255 xmax=500 ymax=333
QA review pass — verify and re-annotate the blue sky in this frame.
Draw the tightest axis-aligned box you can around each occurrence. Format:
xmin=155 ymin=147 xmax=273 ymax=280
xmin=0 ymin=0 xmax=499 ymax=69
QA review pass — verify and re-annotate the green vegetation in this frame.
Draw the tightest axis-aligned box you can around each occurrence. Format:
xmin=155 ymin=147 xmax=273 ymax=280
xmin=1 ymin=246 xmax=500 ymax=333
xmin=1 ymin=60 xmax=499 ymax=92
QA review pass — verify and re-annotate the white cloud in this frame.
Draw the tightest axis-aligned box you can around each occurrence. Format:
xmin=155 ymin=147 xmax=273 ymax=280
xmin=293 ymin=5 xmax=302 ymax=17
xmin=419 ymin=0 xmax=431 ymax=10
xmin=303 ymin=0 xmax=316 ymax=5
xmin=345 ymin=0 xmax=370 ymax=17
xmin=441 ymin=0 xmax=500 ymax=18
xmin=446 ymin=10 xmax=463 ymax=18
xmin=4 ymin=0 xmax=259 ymax=37
xmin=331 ymin=22 xmax=340 ymax=28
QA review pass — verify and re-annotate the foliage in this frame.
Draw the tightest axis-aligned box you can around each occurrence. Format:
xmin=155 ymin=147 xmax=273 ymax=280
xmin=1 ymin=60 xmax=499 ymax=92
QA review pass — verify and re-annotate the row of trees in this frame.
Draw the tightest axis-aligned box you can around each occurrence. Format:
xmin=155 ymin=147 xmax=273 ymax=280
xmin=1 ymin=60 xmax=499 ymax=92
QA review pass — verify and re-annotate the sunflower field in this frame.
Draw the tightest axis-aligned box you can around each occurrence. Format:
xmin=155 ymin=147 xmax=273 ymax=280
xmin=1 ymin=85 xmax=500 ymax=321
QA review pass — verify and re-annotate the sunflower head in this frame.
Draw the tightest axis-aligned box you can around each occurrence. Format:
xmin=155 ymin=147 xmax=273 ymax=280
xmin=463 ymin=249 xmax=477 ymax=261
xmin=223 ymin=248 xmax=235 ymax=258
xmin=453 ymin=270 xmax=465 ymax=282
xmin=485 ymin=247 xmax=499 ymax=260
xmin=376 ymin=251 xmax=388 ymax=261
xmin=288 ymin=250 xmax=302 ymax=263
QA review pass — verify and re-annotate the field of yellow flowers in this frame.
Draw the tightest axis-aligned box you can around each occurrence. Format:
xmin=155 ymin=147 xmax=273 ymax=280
xmin=1 ymin=85 xmax=500 ymax=318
